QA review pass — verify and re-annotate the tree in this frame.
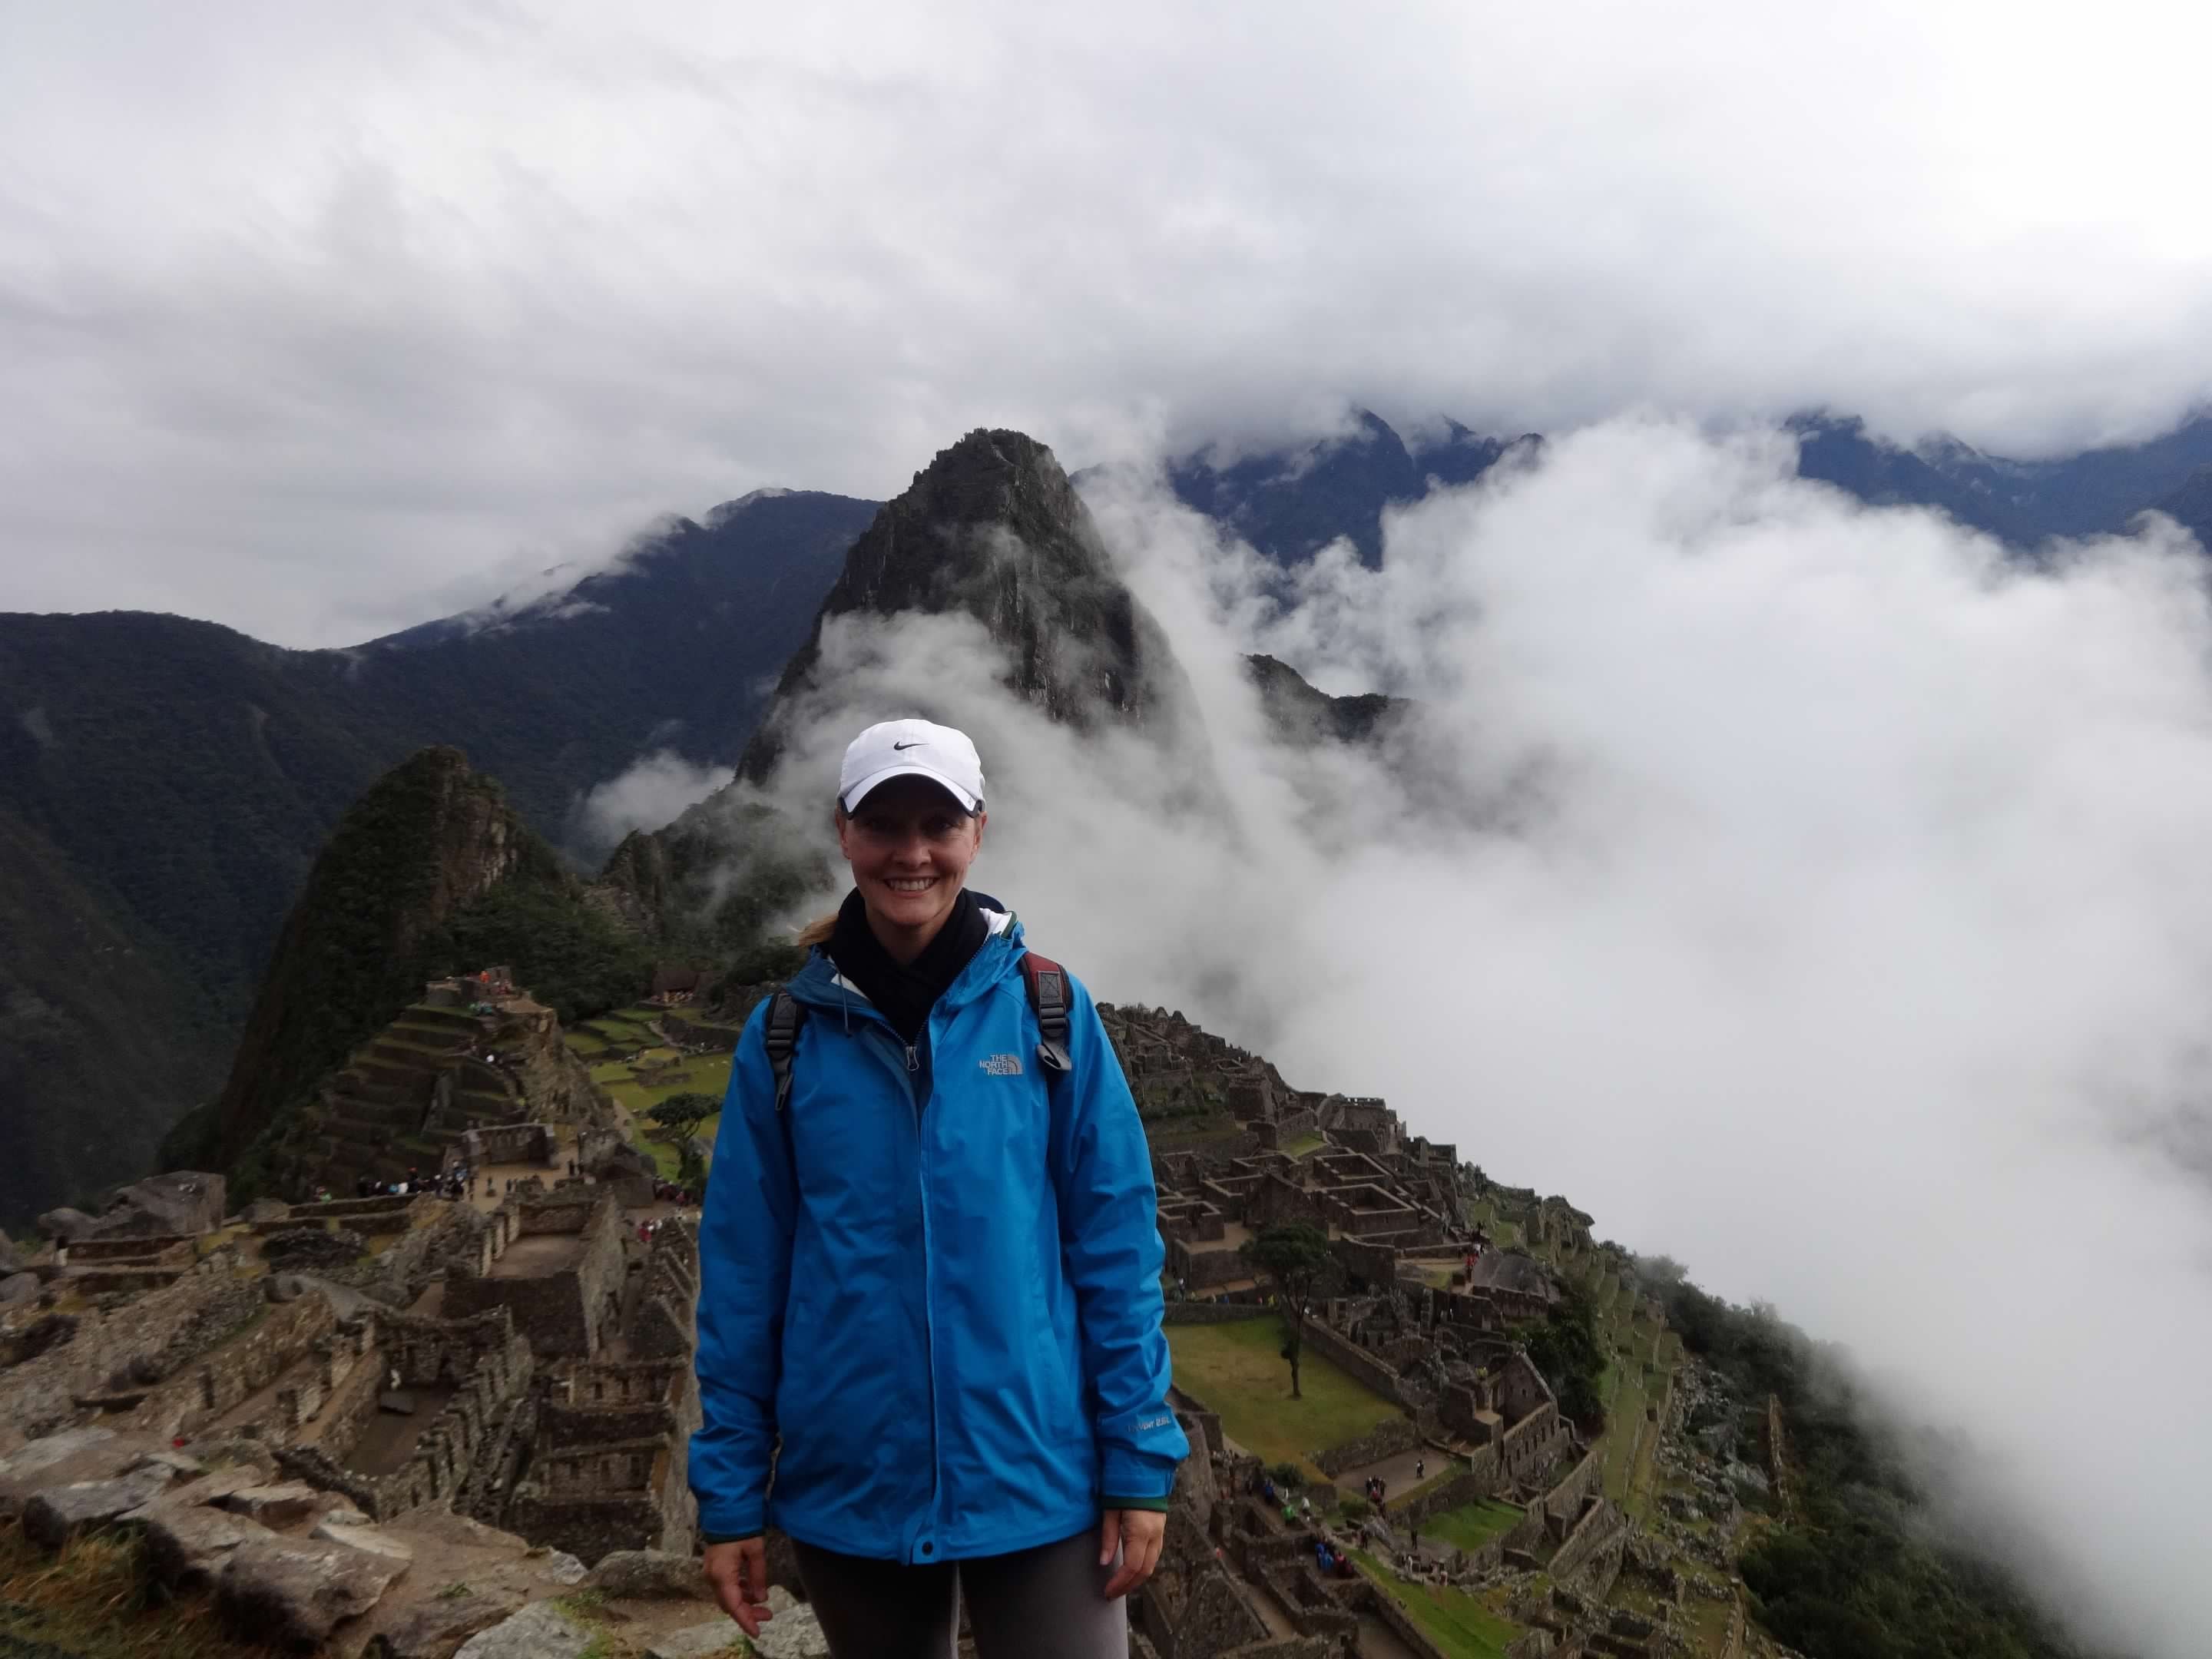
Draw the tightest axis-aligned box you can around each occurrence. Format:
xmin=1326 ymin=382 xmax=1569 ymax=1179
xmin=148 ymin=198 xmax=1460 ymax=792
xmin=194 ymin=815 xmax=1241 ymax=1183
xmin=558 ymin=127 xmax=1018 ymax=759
xmin=1524 ymin=1281 xmax=1607 ymax=1432
xmin=677 ymin=1136 xmax=710 ymax=1204
xmin=1242 ymin=1222 xmax=1336 ymax=1399
xmin=647 ymin=1092 xmax=718 ymax=1141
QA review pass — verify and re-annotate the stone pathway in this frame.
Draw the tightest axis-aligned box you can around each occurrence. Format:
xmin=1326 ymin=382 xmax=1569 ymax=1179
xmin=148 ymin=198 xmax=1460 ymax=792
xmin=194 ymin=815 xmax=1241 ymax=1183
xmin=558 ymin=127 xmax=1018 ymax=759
xmin=1334 ymin=1443 xmax=1437 ymax=1512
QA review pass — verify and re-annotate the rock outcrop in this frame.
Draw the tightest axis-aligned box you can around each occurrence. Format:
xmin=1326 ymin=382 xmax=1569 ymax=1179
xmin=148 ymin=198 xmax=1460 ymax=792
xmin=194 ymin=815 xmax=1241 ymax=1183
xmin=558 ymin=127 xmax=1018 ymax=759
xmin=741 ymin=428 xmax=1186 ymax=777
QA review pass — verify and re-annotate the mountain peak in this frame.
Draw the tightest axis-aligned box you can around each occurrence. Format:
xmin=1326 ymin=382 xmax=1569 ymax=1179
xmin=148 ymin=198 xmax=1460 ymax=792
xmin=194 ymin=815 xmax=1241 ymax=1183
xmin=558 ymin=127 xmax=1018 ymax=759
xmin=182 ymin=746 xmax=537 ymax=1174
xmin=703 ymin=485 xmax=794 ymax=526
xmin=736 ymin=427 xmax=1181 ymax=781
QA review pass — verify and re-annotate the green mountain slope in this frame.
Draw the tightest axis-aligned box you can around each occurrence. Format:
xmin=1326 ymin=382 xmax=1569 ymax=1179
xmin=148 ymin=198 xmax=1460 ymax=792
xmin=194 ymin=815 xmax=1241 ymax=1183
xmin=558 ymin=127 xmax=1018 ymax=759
xmin=0 ymin=490 xmax=872 ymax=1220
xmin=166 ymin=746 xmax=652 ymax=1194
xmin=0 ymin=805 xmax=230 ymax=1227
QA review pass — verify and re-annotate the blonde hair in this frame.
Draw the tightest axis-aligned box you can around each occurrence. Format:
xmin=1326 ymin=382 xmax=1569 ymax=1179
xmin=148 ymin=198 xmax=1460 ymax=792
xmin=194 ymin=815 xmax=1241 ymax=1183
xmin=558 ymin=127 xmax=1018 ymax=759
xmin=793 ymin=912 xmax=839 ymax=949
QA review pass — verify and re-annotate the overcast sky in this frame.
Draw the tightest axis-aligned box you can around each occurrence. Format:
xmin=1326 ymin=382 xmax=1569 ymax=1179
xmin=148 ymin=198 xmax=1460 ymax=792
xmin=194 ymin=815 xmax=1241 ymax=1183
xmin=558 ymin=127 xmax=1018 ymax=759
xmin=5 ymin=0 xmax=2212 ymax=644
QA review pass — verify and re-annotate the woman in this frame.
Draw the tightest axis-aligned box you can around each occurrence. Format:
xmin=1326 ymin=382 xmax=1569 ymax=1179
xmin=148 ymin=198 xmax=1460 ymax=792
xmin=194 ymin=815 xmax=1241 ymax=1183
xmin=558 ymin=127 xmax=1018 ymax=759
xmin=691 ymin=717 xmax=1187 ymax=1658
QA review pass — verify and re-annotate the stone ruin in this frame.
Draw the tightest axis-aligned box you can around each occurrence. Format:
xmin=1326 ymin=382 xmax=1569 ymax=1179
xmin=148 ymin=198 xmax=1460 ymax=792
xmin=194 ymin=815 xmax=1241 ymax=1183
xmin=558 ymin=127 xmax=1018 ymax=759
xmin=1094 ymin=999 xmax=1661 ymax=1658
xmin=37 ymin=1170 xmax=227 ymax=1247
xmin=264 ymin=971 xmax=621 ymax=1202
xmin=0 ymin=985 xmax=1708 ymax=1655
xmin=0 ymin=1007 xmax=724 ymax=1655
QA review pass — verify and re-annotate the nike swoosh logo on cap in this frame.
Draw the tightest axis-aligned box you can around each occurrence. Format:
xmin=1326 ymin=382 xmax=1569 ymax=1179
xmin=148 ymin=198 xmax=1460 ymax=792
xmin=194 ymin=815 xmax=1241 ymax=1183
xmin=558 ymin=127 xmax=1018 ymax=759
xmin=892 ymin=740 xmax=922 ymax=750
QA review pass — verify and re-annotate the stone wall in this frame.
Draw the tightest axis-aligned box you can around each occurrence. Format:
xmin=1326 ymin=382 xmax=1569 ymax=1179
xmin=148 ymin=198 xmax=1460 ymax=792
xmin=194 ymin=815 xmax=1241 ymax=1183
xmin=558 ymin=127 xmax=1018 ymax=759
xmin=661 ymin=1013 xmax=740 ymax=1051
xmin=1330 ymin=1234 xmax=1399 ymax=1291
xmin=64 ymin=1235 xmax=197 ymax=1263
xmin=254 ymin=1196 xmax=433 ymax=1233
xmin=505 ymin=1353 xmax=700 ymax=1561
xmin=452 ymin=1124 xmax=557 ymax=1171
xmin=1541 ymin=1442 xmax=1604 ymax=1528
xmin=1256 ymin=1563 xmax=1359 ymax=1648
xmin=1168 ymin=1240 xmax=1252 ymax=1291
xmin=1400 ymin=1465 xmax=1515 ymax=1531
xmin=1313 ymin=1415 xmax=1422 ymax=1476
xmin=442 ymin=1194 xmax=625 ymax=1358
xmin=1253 ymin=1107 xmax=1320 ymax=1151
xmin=297 ymin=1323 xmax=387 ymax=1463
xmin=1496 ymin=1351 xmax=1554 ymax=1422
xmin=1548 ymin=1498 xmax=1628 ymax=1594
xmin=1162 ymin=1303 xmax=1270 ymax=1327
xmin=1137 ymin=1554 xmax=1270 ymax=1659
xmin=1297 ymin=1316 xmax=1408 ymax=1406
xmin=627 ymin=1218 xmax=698 ymax=1359
xmin=1244 ymin=1173 xmax=1329 ymax=1230
xmin=0 ymin=1253 xmax=264 ymax=1444
xmin=1500 ymin=1401 xmax=1571 ymax=1488
xmin=274 ymin=1306 xmax=536 ymax=1521
xmin=124 ymin=1292 xmax=338 ymax=1440
xmin=507 ymin=1431 xmax=697 ymax=1564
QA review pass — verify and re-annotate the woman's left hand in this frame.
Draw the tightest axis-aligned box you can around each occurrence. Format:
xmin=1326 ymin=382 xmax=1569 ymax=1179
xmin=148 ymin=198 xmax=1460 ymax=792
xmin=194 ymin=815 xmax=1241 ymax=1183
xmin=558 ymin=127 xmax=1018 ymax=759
xmin=1099 ymin=1508 xmax=1167 ymax=1598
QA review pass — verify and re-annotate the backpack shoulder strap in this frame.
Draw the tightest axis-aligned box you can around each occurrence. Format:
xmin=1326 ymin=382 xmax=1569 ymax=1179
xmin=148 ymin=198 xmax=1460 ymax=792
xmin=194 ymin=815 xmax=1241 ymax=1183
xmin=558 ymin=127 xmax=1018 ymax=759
xmin=763 ymin=989 xmax=808 ymax=1114
xmin=1020 ymin=951 xmax=1073 ymax=1076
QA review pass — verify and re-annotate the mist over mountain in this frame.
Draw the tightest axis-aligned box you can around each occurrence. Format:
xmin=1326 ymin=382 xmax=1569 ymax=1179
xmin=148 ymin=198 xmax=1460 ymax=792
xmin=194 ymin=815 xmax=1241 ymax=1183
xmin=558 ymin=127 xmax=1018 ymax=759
xmin=1165 ymin=407 xmax=2212 ymax=574
xmin=608 ymin=427 xmax=1201 ymax=949
xmin=9 ymin=402 xmax=2212 ymax=1234
xmin=602 ymin=415 xmax=2212 ymax=1657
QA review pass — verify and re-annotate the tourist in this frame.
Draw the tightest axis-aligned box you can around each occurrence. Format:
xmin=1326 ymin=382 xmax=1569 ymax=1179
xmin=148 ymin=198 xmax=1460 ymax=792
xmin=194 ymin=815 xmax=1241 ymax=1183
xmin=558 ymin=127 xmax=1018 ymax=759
xmin=1415 ymin=1457 xmax=1425 ymax=1482
xmin=694 ymin=719 xmax=1182 ymax=1657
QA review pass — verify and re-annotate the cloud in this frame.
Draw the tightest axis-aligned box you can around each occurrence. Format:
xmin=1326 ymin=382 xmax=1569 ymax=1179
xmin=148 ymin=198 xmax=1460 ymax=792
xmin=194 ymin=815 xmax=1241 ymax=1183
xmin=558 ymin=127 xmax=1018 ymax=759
xmin=571 ymin=750 xmax=735 ymax=858
xmin=712 ymin=419 xmax=2212 ymax=1657
xmin=6 ymin=2 xmax=2212 ymax=642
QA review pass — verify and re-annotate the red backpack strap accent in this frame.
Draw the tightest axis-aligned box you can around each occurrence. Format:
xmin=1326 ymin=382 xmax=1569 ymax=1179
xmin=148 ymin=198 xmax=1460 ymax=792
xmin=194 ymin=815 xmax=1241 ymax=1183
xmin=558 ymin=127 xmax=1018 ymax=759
xmin=1020 ymin=952 xmax=1073 ymax=1075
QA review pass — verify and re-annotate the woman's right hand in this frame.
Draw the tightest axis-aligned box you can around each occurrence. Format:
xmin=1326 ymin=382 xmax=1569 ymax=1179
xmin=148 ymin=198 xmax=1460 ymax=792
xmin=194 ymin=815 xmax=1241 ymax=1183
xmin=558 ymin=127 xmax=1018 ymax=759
xmin=702 ymin=1538 xmax=773 ymax=1637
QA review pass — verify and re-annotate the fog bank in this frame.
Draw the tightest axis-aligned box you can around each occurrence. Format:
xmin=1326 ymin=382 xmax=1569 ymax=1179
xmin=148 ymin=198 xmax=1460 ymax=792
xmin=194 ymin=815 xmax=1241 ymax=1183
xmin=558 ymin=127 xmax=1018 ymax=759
xmin=717 ymin=419 xmax=2211 ymax=1656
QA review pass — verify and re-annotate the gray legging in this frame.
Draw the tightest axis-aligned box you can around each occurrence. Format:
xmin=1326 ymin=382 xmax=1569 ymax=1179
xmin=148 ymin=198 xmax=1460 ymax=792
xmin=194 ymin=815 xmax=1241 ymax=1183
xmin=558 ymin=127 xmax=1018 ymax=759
xmin=791 ymin=1527 xmax=1128 ymax=1659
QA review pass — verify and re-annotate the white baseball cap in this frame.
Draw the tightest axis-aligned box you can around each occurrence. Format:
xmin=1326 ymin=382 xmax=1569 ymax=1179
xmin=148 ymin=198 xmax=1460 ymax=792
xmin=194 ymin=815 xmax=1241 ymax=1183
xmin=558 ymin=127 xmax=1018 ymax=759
xmin=838 ymin=718 xmax=985 ymax=813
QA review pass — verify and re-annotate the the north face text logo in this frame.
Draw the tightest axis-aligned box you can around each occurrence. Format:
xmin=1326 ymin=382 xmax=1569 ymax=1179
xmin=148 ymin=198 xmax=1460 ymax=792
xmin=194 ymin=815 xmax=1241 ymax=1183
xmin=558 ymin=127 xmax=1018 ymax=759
xmin=979 ymin=1054 xmax=1023 ymax=1076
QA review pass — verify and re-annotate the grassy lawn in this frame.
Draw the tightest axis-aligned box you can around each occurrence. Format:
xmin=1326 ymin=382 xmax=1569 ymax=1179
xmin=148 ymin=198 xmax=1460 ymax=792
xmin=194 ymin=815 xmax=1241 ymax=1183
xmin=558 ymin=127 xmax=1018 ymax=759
xmin=586 ymin=1041 xmax=734 ymax=1179
xmin=1280 ymin=1132 xmax=1326 ymax=1158
xmin=1601 ymin=1366 xmax=1648 ymax=1503
xmin=1166 ymin=1317 xmax=1400 ymax=1479
xmin=1419 ymin=1498 xmax=1524 ymax=1555
xmin=601 ymin=1053 xmax=734 ymax=1112
xmin=1350 ymin=1550 xmax=1519 ymax=1659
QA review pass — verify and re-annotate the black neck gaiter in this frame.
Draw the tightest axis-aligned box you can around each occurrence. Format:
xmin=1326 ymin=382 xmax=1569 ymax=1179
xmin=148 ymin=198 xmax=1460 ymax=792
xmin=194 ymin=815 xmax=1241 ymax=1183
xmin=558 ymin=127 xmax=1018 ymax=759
xmin=825 ymin=885 xmax=990 ymax=1043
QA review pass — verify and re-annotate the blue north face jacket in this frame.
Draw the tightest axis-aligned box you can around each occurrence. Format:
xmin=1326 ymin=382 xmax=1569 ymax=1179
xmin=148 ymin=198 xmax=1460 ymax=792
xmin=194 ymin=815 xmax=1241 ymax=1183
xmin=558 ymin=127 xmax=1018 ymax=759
xmin=688 ymin=908 xmax=1188 ymax=1563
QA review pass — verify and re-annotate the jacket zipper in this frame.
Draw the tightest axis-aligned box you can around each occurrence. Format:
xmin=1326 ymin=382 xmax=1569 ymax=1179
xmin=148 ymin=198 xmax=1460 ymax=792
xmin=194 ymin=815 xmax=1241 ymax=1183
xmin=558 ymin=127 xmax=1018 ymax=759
xmin=899 ymin=1024 xmax=938 ymax=1559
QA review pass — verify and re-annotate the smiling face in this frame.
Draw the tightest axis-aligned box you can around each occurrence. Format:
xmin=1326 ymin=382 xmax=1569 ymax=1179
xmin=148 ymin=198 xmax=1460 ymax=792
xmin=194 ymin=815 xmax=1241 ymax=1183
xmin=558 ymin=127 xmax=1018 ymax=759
xmin=835 ymin=774 xmax=988 ymax=962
